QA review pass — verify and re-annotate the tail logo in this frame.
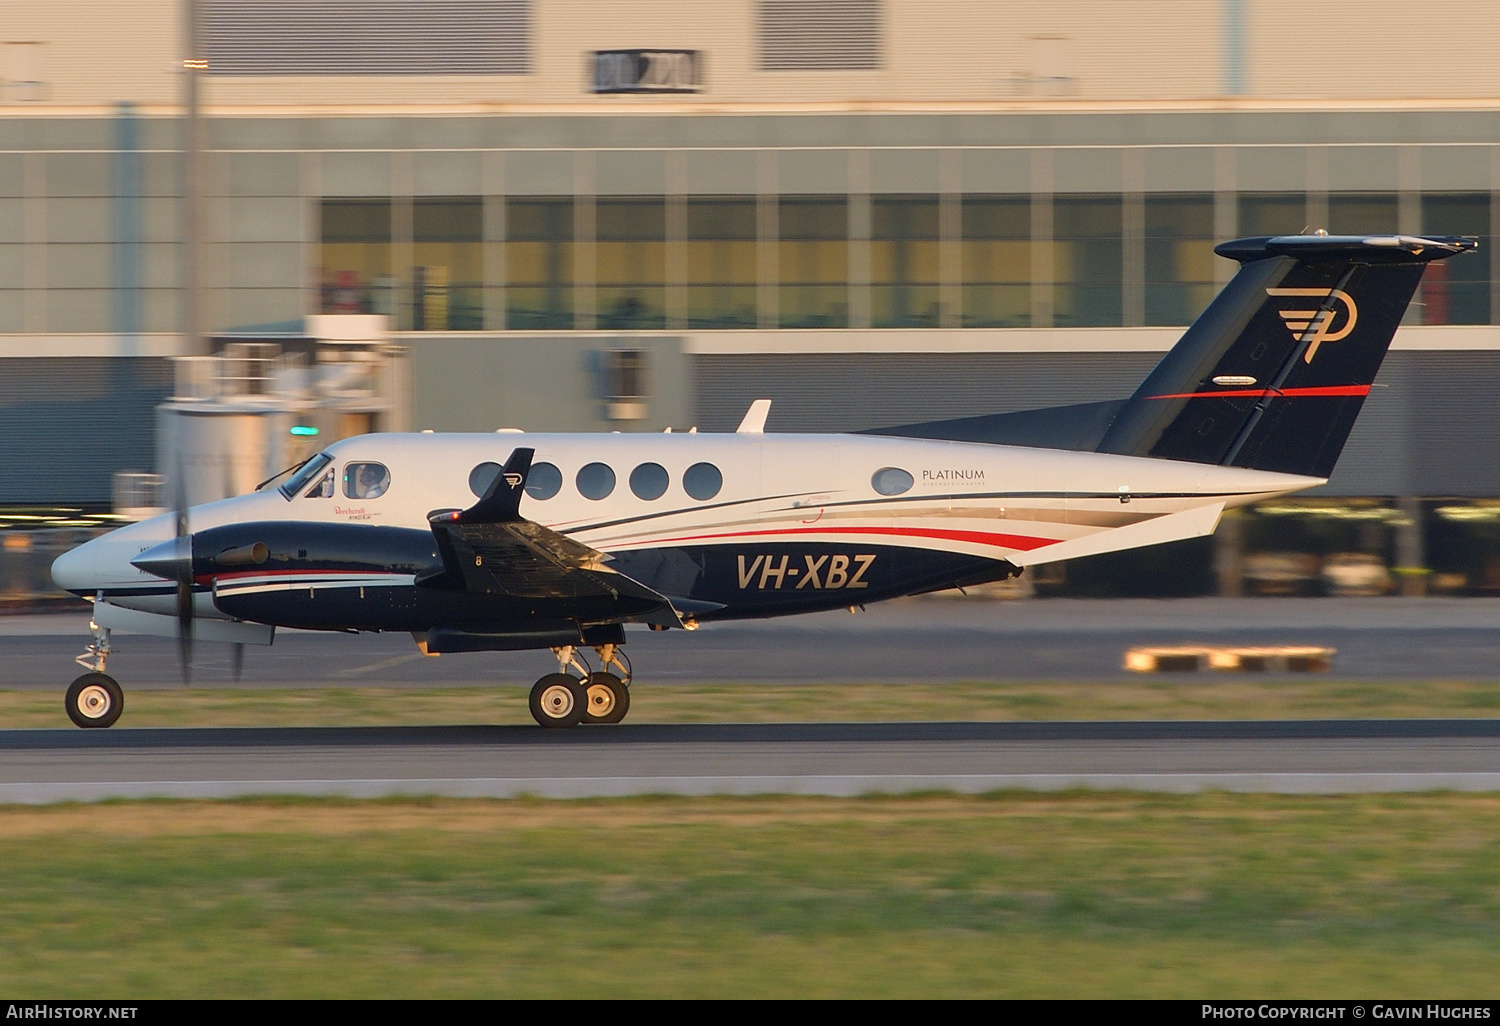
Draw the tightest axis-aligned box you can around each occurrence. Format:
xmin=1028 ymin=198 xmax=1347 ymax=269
xmin=1266 ymin=288 xmax=1359 ymax=363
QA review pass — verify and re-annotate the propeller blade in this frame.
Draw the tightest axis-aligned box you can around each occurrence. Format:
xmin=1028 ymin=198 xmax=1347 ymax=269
xmin=230 ymin=642 xmax=244 ymax=683
xmin=174 ymin=448 xmax=193 ymax=684
xmin=177 ymin=579 xmax=194 ymax=684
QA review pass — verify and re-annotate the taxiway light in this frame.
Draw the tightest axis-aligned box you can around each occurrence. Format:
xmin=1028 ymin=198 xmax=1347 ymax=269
xmin=290 ymin=425 xmax=319 ymax=436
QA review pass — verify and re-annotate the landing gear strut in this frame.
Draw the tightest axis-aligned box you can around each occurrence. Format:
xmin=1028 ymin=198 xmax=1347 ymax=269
xmin=67 ymin=616 xmax=124 ymax=728
xmin=528 ymin=643 xmax=632 ymax=728
xmin=584 ymin=644 xmax=630 ymax=724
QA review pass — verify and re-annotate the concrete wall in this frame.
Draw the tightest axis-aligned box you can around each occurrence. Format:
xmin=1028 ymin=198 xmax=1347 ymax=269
xmin=6 ymin=1 xmax=1500 ymax=108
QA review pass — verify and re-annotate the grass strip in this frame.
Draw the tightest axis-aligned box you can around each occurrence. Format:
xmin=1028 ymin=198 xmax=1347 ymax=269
xmin=1 ymin=792 xmax=1498 ymax=997
xmin=4 ymin=679 xmax=1500 ymax=728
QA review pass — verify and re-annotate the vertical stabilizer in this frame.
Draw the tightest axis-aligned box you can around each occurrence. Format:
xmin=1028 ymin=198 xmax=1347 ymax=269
xmin=1096 ymin=234 xmax=1477 ymax=478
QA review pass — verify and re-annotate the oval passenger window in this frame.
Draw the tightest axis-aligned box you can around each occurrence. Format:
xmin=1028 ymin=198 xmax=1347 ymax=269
xmin=629 ymin=462 xmax=669 ymax=500
xmin=575 ymin=462 xmax=616 ymax=501
xmin=526 ymin=462 xmax=563 ymax=500
xmin=344 ymin=462 xmax=390 ymax=499
xmin=469 ymin=462 xmax=502 ymax=498
xmin=682 ymin=462 xmax=723 ymax=501
xmin=871 ymin=467 xmax=913 ymax=496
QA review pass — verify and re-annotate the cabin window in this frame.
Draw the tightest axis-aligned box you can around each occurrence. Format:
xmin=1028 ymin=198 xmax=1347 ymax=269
xmin=629 ymin=463 xmax=669 ymax=500
xmin=576 ymin=462 xmax=616 ymax=500
xmin=871 ymin=467 xmax=914 ymax=496
xmin=469 ymin=462 xmax=502 ymax=498
xmin=344 ymin=462 xmax=390 ymax=500
xmin=526 ymin=462 xmax=563 ymax=500
xmin=304 ymin=471 xmax=334 ymax=499
xmin=682 ymin=462 xmax=723 ymax=501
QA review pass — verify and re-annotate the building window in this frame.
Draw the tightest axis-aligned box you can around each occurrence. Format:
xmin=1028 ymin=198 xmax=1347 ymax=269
xmin=960 ymin=195 xmax=1030 ymax=327
xmin=1422 ymin=193 xmax=1491 ymax=325
xmin=686 ymin=199 xmax=758 ymax=328
xmin=1238 ymin=193 xmax=1306 ymax=237
xmin=758 ymin=0 xmax=880 ymax=71
xmin=597 ymin=198 xmax=665 ymax=330
xmin=1054 ymin=194 xmax=1121 ymax=327
xmin=320 ymin=199 xmax=391 ymax=317
xmin=505 ymin=198 xmax=573 ymax=330
xmin=779 ymin=196 xmax=848 ymax=328
xmin=1145 ymin=194 xmax=1215 ymax=326
xmin=413 ymin=198 xmax=481 ymax=331
xmin=1328 ymin=193 xmax=1399 ymax=235
xmin=204 ymin=0 xmax=531 ymax=75
xmin=871 ymin=195 xmax=940 ymax=328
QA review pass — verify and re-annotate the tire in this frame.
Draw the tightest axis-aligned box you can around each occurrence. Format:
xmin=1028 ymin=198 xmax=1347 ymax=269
xmin=66 ymin=672 xmax=124 ymax=729
xmin=529 ymin=673 xmax=586 ymax=728
xmin=583 ymin=672 xmax=630 ymax=725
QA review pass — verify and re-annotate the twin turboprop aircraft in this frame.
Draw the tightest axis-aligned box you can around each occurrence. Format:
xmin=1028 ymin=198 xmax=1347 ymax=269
xmin=50 ymin=233 xmax=1476 ymax=728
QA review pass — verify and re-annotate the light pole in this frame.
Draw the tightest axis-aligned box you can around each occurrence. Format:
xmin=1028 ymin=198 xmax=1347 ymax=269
xmin=181 ymin=0 xmax=207 ymax=358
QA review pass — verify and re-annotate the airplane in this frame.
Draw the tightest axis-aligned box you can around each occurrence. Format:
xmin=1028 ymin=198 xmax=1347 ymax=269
xmin=50 ymin=232 xmax=1476 ymax=728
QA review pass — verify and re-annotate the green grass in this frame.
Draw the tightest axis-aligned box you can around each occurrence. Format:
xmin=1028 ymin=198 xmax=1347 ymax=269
xmin=2 ymin=793 xmax=1499 ymax=997
xmin=6 ymin=678 xmax=1500 ymax=728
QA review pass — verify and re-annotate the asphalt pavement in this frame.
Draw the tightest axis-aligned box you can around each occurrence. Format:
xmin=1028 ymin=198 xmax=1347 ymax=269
xmin=2 ymin=719 xmax=1498 ymax=801
xmin=1 ymin=596 xmax=1498 ymax=689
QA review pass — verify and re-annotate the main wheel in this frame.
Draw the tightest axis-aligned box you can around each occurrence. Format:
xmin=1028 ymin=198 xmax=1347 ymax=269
xmin=529 ymin=673 xmax=587 ymax=728
xmin=583 ymin=672 xmax=630 ymax=725
xmin=66 ymin=672 xmax=123 ymax=729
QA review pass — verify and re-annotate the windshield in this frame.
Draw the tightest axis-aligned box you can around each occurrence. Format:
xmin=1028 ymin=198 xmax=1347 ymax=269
xmin=257 ymin=457 xmax=311 ymax=493
xmin=276 ymin=452 xmax=332 ymax=500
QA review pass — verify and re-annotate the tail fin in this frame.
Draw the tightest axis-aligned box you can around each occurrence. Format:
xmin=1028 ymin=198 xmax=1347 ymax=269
xmin=1096 ymin=234 xmax=1477 ymax=478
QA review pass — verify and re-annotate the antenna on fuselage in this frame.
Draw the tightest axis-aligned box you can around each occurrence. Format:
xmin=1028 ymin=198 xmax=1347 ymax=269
xmin=736 ymin=399 xmax=772 ymax=434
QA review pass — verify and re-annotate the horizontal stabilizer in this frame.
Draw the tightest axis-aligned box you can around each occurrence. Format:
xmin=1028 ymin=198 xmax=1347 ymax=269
xmin=1007 ymin=502 xmax=1225 ymax=568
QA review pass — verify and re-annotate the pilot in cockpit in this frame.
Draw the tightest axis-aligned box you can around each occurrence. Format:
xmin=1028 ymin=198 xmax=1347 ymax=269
xmin=347 ymin=462 xmax=389 ymax=500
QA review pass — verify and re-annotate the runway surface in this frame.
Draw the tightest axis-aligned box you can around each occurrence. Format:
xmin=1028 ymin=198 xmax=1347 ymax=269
xmin=4 ymin=595 xmax=1500 ymax=689
xmin=6 ymin=598 xmax=1500 ymax=801
xmin=3 ymin=719 xmax=1499 ymax=802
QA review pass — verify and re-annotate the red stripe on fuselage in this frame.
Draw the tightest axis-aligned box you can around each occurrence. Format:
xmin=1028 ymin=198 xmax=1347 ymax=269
xmin=1146 ymin=385 xmax=1372 ymax=400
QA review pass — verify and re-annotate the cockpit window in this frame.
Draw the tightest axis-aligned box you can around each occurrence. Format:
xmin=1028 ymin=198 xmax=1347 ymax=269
xmin=278 ymin=452 xmax=332 ymax=499
xmin=305 ymin=472 xmax=334 ymax=499
xmin=344 ymin=462 xmax=390 ymax=500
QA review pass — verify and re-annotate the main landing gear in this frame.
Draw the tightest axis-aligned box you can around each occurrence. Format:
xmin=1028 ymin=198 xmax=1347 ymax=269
xmin=67 ymin=618 xmax=124 ymax=728
xmin=528 ymin=643 xmax=632 ymax=728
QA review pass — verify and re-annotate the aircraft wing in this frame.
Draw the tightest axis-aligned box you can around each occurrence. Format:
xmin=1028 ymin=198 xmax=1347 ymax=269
xmin=419 ymin=448 xmax=683 ymax=625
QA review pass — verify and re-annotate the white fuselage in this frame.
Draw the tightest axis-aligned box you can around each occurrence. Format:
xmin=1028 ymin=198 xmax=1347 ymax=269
xmin=54 ymin=429 xmax=1320 ymax=625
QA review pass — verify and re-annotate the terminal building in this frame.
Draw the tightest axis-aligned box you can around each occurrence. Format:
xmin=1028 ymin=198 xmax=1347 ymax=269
xmin=3 ymin=1 xmax=1500 ymax=594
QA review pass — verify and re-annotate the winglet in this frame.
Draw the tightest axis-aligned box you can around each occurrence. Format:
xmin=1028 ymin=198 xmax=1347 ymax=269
xmin=444 ymin=447 xmax=534 ymax=524
xmin=736 ymin=399 xmax=771 ymax=434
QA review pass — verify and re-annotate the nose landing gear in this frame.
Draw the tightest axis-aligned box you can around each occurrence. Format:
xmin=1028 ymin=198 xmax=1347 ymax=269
xmin=66 ymin=617 xmax=124 ymax=728
xmin=528 ymin=643 xmax=632 ymax=727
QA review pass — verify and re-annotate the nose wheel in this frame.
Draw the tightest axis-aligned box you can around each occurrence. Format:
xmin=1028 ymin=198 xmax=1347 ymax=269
xmin=66 ymin=672 xmax=124 ymax=729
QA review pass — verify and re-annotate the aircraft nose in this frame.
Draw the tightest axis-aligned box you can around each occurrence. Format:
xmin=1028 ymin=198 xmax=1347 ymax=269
xmin=51 ymin=536 xmax=104 ymax=594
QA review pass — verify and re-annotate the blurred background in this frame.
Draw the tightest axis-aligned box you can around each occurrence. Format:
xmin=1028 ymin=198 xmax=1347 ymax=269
xmin=2 ymin=0 xmax=1499 ymax=605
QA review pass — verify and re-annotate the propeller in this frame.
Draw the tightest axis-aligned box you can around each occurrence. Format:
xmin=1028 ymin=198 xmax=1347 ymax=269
xmin=174 ymin=449 xmax=194 ymax=682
